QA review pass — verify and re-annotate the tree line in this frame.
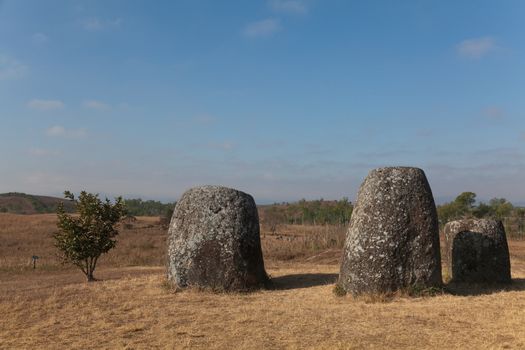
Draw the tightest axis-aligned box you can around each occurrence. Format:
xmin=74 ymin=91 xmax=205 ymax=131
xmin=436 ymin=192 xmax=519 ymax=224
xmin=78 ymin=194 xmax=525 ymax=233
xmin=260 ymin=198 xmax=354 ymax=226
xmin=436 ymin=192 xmax=524 ymax=238
xmin=260 ymin=193 xmax=524 ymax=238
xmin=123 ymin=198 xmax=176 ymax=218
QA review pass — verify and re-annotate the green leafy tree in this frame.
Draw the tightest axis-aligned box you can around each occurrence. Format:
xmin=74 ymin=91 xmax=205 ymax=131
xmin=124 ymin=198 xmax=176 ymax=216
xmin=259 ymin=198 xmax=353 ymax=226
xmin=163 ymin=202 xmax=176 ymax=220
xmin=54 ymin=191 xmax=125 ymax=282
xmin=437 ymin=202 xmax=459 ymax=224
xmin=472 ymin=202 xmax=493 ymax=218
xmin=437 ymin=192 xmax=477 ymax=225
xmin=455 ymin=192 xmax=476 ymax=211
xmin=489 ymin=198 xmax=514 ymax=220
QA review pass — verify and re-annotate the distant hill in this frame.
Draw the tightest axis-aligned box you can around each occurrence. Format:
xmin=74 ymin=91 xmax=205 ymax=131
xmin=0 ymin=192 xmax=75 ymax=214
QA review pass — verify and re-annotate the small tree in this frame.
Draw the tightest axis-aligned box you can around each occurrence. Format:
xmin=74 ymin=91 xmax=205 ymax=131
xmin=489 ymin=198 xmax=514 ymax=220
xmin=54 ymin=191 xmax=125 ymax=282
xmin=437 ymin=192 xmax=477 ymax=225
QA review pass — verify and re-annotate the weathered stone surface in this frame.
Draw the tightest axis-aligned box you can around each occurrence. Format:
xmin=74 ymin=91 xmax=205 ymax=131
xmin=338 ymin=167 xmax=442 ymax=295
xmin=167 ymin=185 xmax=269 ymax=291
xmin=444 ymin=219 xmax=511 ymax=284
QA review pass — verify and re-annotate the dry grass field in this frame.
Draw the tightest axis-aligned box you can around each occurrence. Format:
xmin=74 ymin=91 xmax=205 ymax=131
xmin=1 ymin=213 xmax=525 ymax=349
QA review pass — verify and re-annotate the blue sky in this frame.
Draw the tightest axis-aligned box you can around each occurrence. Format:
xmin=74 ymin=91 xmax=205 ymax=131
xmin=1 ymin=0 xmax=524 ymax=203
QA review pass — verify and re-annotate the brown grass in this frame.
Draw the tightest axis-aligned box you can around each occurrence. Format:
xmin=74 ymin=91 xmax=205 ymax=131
xmin=0 ymin=214 xmax=345 ymax=272
xmin=1 ymin=214 xmax=525 ymax=349
xmin=0 ymin=214 xmax=166 ymax=271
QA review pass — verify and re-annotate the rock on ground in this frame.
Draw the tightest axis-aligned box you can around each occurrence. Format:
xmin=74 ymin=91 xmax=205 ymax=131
xmin=167 ymin=185 xmax=269 ymax=291
xmin=444 ymin=219 xmax=511 ymax=284
xmin=338 ymin=167 xmax=442 ymax=295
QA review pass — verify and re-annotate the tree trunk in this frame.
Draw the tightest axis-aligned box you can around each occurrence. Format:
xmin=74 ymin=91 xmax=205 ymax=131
xmin=85 ymin=256 xmax=98 ymax=282
xmin=87 ymin=271 xmax=95 ymax=282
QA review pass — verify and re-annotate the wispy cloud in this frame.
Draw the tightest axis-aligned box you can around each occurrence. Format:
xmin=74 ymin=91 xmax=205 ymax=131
xmin=208 ymin=141 xmax=236 ymax=151
xmin=0 ymin=54 xmax=28 ymax=80
xmin=416 ymin=128 xmax=435 ymax=138
xmin=32 ymin=32 xmax=49 ymax=45
xmin=82 ymin=17 xmax=123 ymax=31
xmin=269 ymin=0 xmax=309 ymax=15
xmin=83 ymin=99 xmax=110 ymax=111
xmin=457 ymin=36 xmax=497 ymax=59
xmin=46 ymin=125 xmax=87 ymax=139
xmin=483 ymin=106 xmax=505 ymax=120
xmin=23 ymin=171 xmax=67 ymax=187
xmin=29 ymin=148 xmax=59 ymax=157
xmin=192 ymin=114 xmax=217 ymax=125
xmin=27 ymin=99 xmax=65 ymax=111
xmin=243 ymin=18 xmax=281 ymax=38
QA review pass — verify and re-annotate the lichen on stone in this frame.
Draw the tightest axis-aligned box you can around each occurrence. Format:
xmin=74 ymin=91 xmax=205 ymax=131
xmin=444 ymin=219 xmax=511 ymax=284
xmin=338 ymin=167 xmax=442 ymax=295
xmin=167 ymin=185 xmax=269 ymax=292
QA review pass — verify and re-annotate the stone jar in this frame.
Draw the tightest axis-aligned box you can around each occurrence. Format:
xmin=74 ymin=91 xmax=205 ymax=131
xmin=338 ymin=167 xmax=442 ymax=295
xmin=444 ymin=219 xmax=511 ymax=283
xmin=167 ymin=185 xmax=269 ymax=291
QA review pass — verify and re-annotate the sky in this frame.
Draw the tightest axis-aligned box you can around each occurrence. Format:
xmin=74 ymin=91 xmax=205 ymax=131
xmin=0 ymin=0 xmax=524 ymax=204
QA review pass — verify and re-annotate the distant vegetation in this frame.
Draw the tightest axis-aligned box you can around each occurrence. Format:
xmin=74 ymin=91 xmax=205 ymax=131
xmin=123 ymin=198 xmax=176 ymax=218
xmin=437 ymin=192 xmax=517 ymax=222
xmin=437 ymin=192 xmax=524 ymax=238
xmin=260 ymin=193 xmax=525 ymax=238
xmin=259 ymin=198 xmax=354 ymax=227
xmin=0 ymin=193 xmax=176 ymax=217
xmin=3 ymin=191 xmax=524 ymax=239
xmin=0 ymin=192 xmax=75 ymax=214
xmin=0 ymin=193 xmax=177 ymax=217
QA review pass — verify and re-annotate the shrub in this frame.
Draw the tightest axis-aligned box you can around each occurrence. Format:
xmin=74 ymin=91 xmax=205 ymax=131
xmin=54 ymin=191 xmax=125 ymax=282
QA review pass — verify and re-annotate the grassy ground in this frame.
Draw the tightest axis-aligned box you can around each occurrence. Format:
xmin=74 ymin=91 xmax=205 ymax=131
xmin=0 ymin=214 xmax=346 ymax=270
xmin=1 ymin=214 xmax=525 ymax=349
